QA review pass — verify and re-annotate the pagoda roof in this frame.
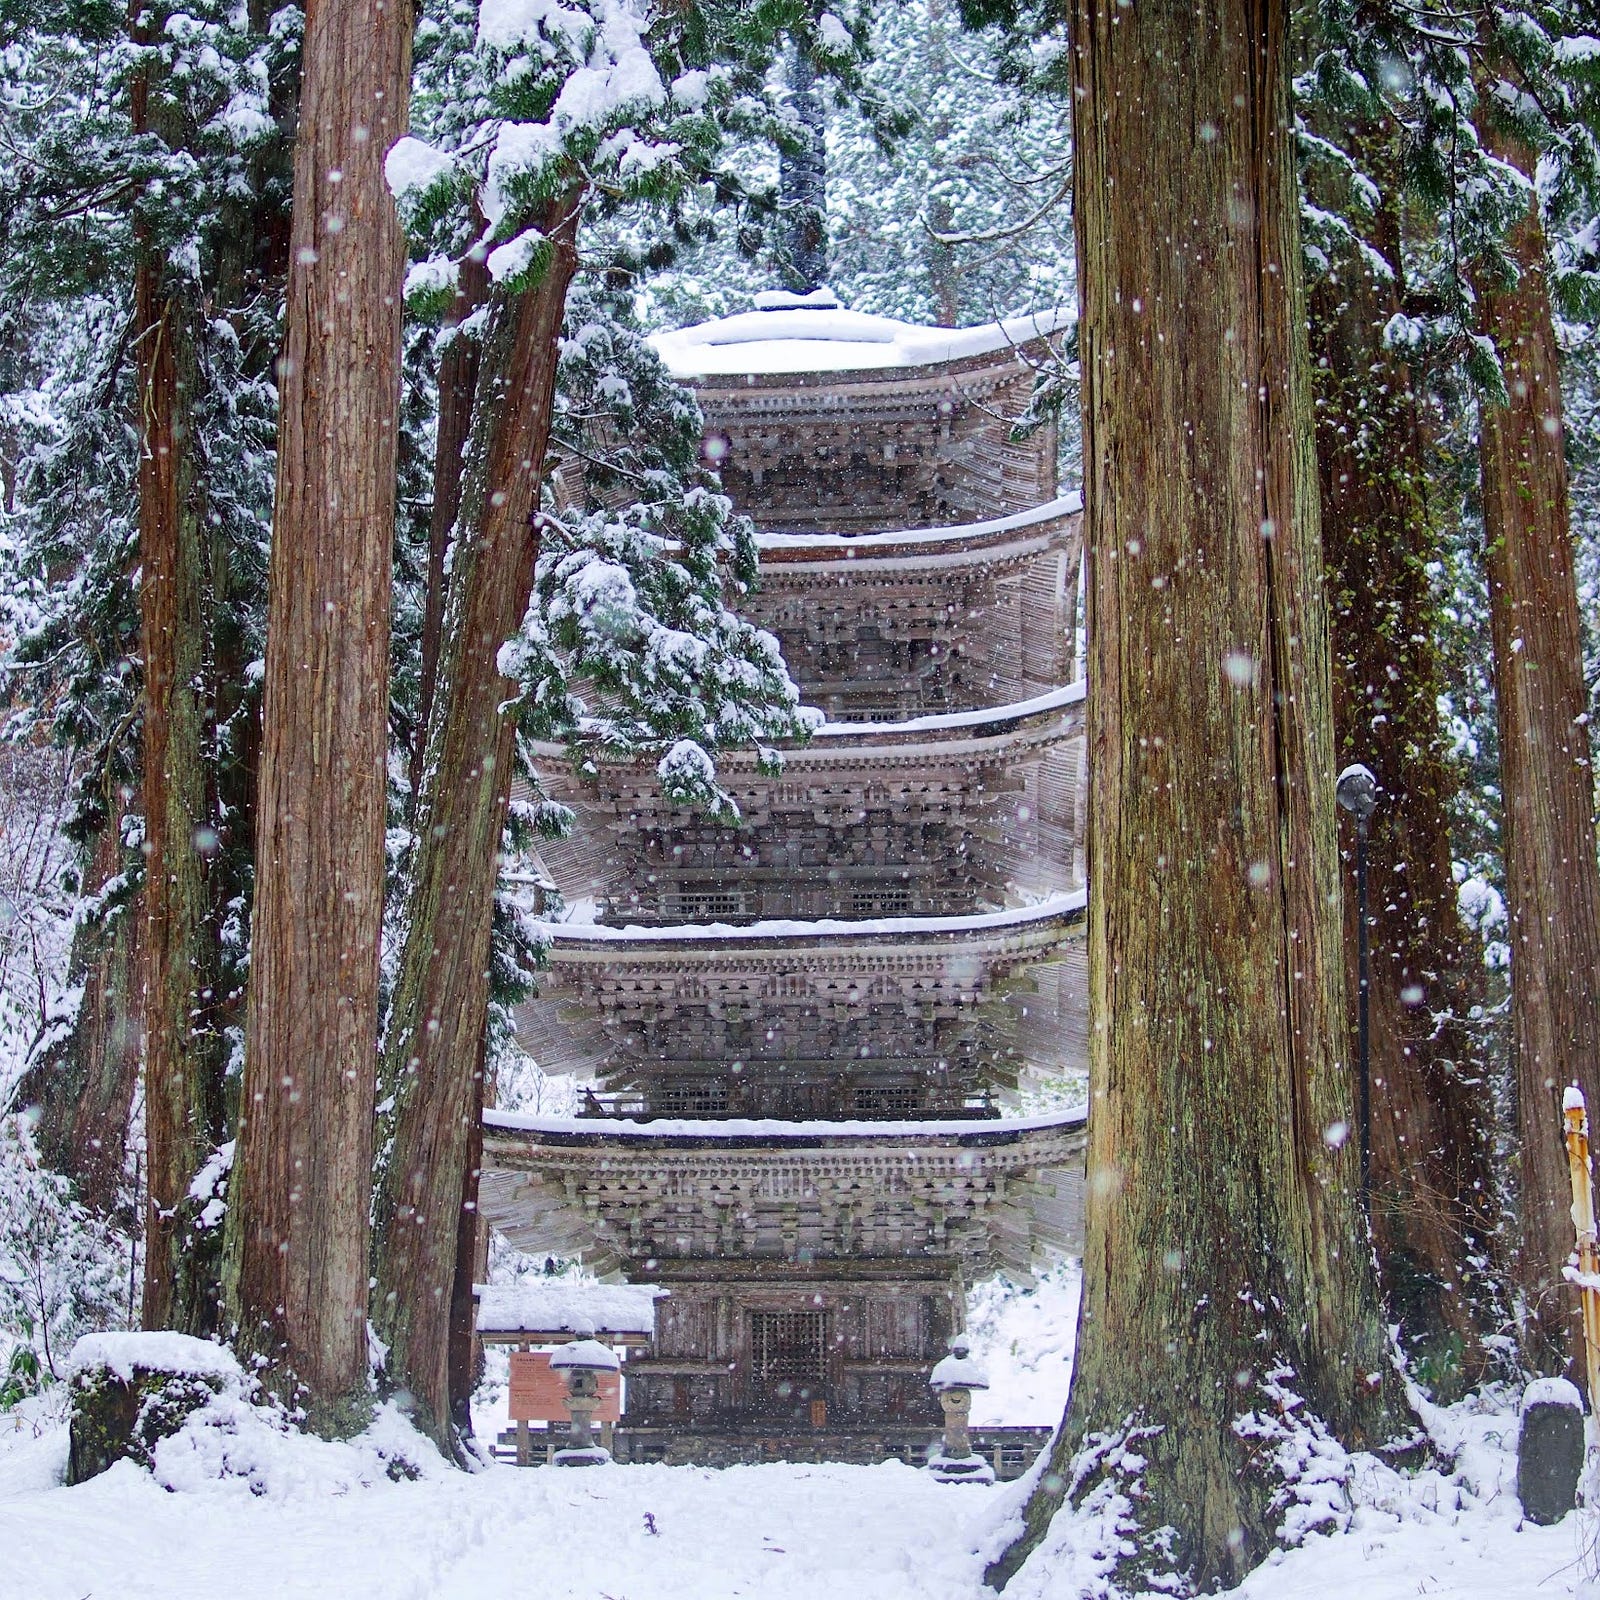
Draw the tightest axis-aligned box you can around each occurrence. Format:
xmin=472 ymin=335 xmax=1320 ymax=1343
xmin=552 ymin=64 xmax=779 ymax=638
xmin=478 ymin=1108 xmax=1087 ymax=1276
xmin=526 ymin=681 xmax=1084 ymax=802
xmin=485 ymin=1106 xmax=1084 ymax=1145
xmin=533 ymin=890 xmax=1085 ymax=962
xmin=651 ymin=289 xmax=1074 ymax=382
xmin=754 ymin=494 xmax=1080 ymax=572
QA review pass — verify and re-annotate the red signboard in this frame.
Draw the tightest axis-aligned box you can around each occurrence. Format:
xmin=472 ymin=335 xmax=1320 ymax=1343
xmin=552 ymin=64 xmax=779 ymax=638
xmin=508 ymin=1351 xmax=622 ymax=1424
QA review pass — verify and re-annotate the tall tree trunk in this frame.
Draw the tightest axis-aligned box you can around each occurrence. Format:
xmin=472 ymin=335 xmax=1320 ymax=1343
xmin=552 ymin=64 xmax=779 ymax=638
xmin=1475 ymin=128 xmax=1600 ymax=1373
xmin=991 ymin=4 xmax=1403 ymax=1588
xmin=445 ymin=1030 xmax=489 ymax=1440
xmin=127 ymin=26 xmax=229 ymax=1333
xmin=409 ymin=247 xmax=490 ymax=809
xmin=371 ymin=196 xmax=581 ymax=1453
xmin=134 ymin=267 xmax=225 ymax=1334
xmin=226 ymin=0 xmax=411 ymax=1430
xmin=1311 ymin=232 xmax=1501 ymax=1394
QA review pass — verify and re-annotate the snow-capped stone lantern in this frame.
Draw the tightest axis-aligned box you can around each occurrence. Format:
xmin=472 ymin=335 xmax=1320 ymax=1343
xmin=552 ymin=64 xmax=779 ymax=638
xmin=928 ymin=1334 xmax=994 ymax=1485
xmin=550 ymin=1318 xmax=620 ymax=1466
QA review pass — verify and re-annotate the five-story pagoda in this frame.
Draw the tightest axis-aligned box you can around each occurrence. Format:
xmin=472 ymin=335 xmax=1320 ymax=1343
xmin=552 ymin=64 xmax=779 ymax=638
xmin=480 ymin=289 xmax=1089 ymax=1465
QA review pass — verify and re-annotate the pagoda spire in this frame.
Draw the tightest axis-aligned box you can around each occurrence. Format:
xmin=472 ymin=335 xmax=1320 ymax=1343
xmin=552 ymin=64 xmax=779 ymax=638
xmin=779 ymin=43 xmax=827 ymax=293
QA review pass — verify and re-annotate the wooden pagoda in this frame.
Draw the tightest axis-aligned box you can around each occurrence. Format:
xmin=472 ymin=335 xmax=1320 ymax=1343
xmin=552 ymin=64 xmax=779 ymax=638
xmin=479 ymin=291 xmax=1089 ymax=1465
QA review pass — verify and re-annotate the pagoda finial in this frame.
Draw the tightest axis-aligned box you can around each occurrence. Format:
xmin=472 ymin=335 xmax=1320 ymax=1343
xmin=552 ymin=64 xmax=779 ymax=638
xmin=779 ymin=41 xmax=828 ymax=294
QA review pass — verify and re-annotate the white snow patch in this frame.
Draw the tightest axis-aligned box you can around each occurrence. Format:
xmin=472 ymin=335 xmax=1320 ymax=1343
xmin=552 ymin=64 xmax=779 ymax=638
xmin=653 ymin=302 xmax=1075 ymax=378
xmin=384 ymin=136 xmax=454 ymax=201
xmin=757 ymin=493 xmax=1081 ymax=554
xmin=486 ymin=226 xmax=544 ymax=283
xmin=65 ymin=1331 xmax=243 ymax=1385
xmin=817 ymin=681 xmax=1084 ymax=739
xmin=474 ymin=1281 xmax=663 ymax=1336
xmin=484 ymin=1107 xmax=1086 ymax=1140
xmin=548 ymin=1337 xmax=620 ymax=1372
xmin=533 ymin=890 xmax=1086 ymax=946
xmin=930 ymin=1352 xmax=990 ymax=1391
xmin=1523 ymin=1376 xmax=1584 ymax=1412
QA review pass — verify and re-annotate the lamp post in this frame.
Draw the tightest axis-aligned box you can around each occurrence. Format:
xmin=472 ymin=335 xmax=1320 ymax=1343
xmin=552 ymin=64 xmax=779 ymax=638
xmin=928 ymin=1334 xmax=994 ymax=1484
xmin=550 ymin=1327 xmax=619 ymax=1466
xmin=1336 ymin=762 xmax=1379 ymax=1218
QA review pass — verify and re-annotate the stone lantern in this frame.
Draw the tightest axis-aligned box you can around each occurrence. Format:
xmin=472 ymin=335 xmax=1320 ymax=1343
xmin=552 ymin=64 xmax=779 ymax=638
xmin=928 ymin=1334 xmax=994 ymax=1484
xmin=550 ymin=1323 xmax=620 ymax=1466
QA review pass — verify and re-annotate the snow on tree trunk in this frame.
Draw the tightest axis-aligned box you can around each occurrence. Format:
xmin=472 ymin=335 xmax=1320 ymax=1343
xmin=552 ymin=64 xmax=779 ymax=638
xmin=1475 ymin=126 xmax=1600 ymax=1375
xmin=1310 ymin=209 xmax=1501 ymax=1392
xmin=226 ymin=0 xmax=411 ymax=1430
xmin=370 ymin=195 xmax=582 ymax=1452
xmin=989 ymin=3 xmax=1404 ymax=1588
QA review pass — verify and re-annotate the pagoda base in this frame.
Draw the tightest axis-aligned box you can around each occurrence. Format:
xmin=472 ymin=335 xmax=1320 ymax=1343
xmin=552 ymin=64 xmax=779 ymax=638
xmin=606 ymin=1424 xmax=1051 ymax=1479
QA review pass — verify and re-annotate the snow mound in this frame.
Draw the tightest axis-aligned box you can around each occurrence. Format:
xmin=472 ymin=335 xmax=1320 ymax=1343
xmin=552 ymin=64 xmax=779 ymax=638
xmin=151 ymin=1396 xmax=447 ymax=1501
xmin=66 ymin=1331 xmax=243 ymax=1386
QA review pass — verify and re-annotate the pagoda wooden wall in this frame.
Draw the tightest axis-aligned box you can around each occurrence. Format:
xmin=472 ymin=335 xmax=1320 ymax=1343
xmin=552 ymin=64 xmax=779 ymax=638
xmin=624 ymin=1273 xmax=956 ymax=1432
xmin=703 ymin=360 xmax=1056 ymax=534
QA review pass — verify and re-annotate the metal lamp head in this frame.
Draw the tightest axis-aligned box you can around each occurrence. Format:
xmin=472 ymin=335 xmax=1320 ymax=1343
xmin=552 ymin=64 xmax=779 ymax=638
xmin=1336 ymin=763 xmax=1379 ymax=824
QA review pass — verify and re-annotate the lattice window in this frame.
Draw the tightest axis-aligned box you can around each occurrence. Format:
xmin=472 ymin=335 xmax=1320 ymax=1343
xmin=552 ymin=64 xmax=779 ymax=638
xmin=853 ymin=886 xmax=913 ymax=917
xmin=750 ymin=1311 xmax=828 ymax=1384
xmin=674 ymin=888 xmax=743 ymax=920
xmin=853 ymin=1082 xmax=925 ymax=1117
xmin=652 ymin=1078 xmax=730 ymax=1116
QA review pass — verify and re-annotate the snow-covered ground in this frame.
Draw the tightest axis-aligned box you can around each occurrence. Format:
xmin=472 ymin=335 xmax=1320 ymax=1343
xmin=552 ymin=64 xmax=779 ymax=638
xmin=0 ymin=1376 xmax=1589 ymax=1600
xmin=0 ymin=1255 xmax=1588 ymax=1600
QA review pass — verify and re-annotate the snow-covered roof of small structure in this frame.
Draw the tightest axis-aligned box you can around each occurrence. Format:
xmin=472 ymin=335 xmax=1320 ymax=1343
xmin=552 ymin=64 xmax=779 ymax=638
xmin=474 ymin=1282 xmax=664 ymax=1337
xmin=650 ymin=287 xmax=1074 ymax=379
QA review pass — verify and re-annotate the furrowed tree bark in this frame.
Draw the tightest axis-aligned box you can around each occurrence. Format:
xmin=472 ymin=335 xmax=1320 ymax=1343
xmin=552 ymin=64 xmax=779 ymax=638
xmin=409 ymin=247 xmax=490 ymax=809
xmin=445 ymin=1030 xmax=489 ymax=1440
xmin=1310 ymin=227 xmax=1500 ymax=1393
xmin=226 ymin=0 xmax=411 ymax=1429
xmin=1475 ymin=129 xmax=1600 ymax=1374
xmin=127 ymin=25 xmax=230 ymax=1333
xmin=134 ymin=266 xmax=225 ymax=1335
xmin=990 ymin=3 xmax=1404 ymax=1588
xmin=371 ymin=197 xmax=581 ymax=1453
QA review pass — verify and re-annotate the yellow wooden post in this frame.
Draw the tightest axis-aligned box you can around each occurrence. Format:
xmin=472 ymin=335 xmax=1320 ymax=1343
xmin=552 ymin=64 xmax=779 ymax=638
xmin=1562 ymin=1086 xmax=1600 ymax=1411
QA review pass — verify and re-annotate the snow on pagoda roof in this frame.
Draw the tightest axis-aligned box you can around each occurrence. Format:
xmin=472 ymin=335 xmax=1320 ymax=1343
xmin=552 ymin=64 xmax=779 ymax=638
xmin=473 ymin=1281 xmax=664 ymax=1337
xmin=650 ymin=287 xmax=1074 ymax=379
xmin=526 ymin=682 xmax=1084 ymax=783
xmin=815 ymin=679 xmax=1084 ymax=740
xmin=755 ymin=493 xmax=1081 ymax=557
xmin=535 ymin=889 xmax=1086 ymax=946
xmin=484 ymin=1106 xmax=1088 ymax=1142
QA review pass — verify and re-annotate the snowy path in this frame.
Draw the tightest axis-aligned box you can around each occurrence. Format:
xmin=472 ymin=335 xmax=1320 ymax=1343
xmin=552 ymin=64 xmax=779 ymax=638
xmin=0 ymin=1434 xmax=1003 ymax=1600
xmin=0 ymin=1420 xmax=1594 ymax=1600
